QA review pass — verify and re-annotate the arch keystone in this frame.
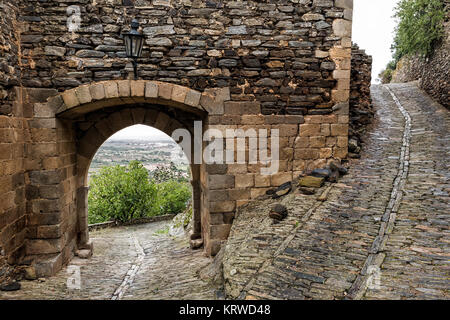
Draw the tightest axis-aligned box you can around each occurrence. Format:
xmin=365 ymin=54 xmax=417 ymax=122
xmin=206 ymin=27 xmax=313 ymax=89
xmin=117 ymin=80 xmax=131 ymax=97
xmin=130 ymin=80 xmax=146 ymax=97
xmin=104 ymin=81 xmax=119 ymax=99
xmin=145 ymin=81 xmax=158 ymax=98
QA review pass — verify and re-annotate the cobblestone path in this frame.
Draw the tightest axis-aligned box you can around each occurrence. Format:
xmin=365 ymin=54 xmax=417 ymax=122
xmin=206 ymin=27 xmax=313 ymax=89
xmin=0 ymin=221 xmax=218 ymax=300
xmin=223 ymin=83 xmax=449 ymax=300
xmin=0 ymin=83 xmax=448 ymax=300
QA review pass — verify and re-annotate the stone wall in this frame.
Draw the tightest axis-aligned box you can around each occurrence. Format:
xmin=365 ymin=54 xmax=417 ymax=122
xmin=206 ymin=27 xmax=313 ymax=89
xmin=349 ymin=44 xmax=372 ymax=156
xmin=0 ymin=0 xmax=354 ymax=276
xmin=0 ymin=0 xmax=27 ymax=269
xmin=392 ymin=0 xmax=449 ymax=108
xmin=17 ymin=0 xmax=352 ymax=116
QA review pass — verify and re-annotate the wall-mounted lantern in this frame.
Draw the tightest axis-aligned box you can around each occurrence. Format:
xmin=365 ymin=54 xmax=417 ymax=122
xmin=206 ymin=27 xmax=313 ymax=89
xmin=122 ymin=19 xmax=144 ymax=80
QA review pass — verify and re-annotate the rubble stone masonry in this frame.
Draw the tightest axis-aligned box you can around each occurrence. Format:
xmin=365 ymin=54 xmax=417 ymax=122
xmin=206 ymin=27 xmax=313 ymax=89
xmin=349 ymin=44 xmax=372 ymax=155
xmin=0 ymin=0 xmax=354 ymax=276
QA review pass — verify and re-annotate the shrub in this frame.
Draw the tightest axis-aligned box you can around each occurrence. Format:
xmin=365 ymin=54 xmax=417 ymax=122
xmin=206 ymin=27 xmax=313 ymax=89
xmin=88 ymin=161 xmax=192 ymax=224
xmin=155 ymin=180 xmax=192 ymax=215
xmin=378 ymin=60 xmax=397 ymax=84
xmin=88 ymin=161 xmax=157 ymax=224
xmin=392 ymin=0 xmax=445 ymax=60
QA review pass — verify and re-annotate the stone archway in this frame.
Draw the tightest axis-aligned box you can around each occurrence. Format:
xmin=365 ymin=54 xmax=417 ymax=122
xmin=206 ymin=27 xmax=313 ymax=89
xmin=27 ymin=80 xmax=232 ymax=277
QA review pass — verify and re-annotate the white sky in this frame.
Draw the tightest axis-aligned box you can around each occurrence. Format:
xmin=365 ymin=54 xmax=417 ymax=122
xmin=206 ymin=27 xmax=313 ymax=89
xmin=109 ymin=124 xmax=172 ymax=140
xmin=113 ymin=1 xmax=399 ymax=139
xmin=353 ymin=0 xmax=400 ymax=82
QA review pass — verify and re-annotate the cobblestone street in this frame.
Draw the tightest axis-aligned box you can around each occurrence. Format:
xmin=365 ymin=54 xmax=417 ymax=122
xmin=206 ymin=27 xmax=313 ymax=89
xmin=0 ymin=221 xmax=218 ymax=300
xmin=0 ymin=83 xmax=448 ymax=300
xmin=224 ymin=83 xmax=449 ymax=300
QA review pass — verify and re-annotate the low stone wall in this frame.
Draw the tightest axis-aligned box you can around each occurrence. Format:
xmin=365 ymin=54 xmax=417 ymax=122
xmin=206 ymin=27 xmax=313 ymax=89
xmin=349 ymin=44 xmax=372 ymax=156
xmin=392 ymin=1 xmax=449 ymax=108
xmin=88 ymin=214 xmax=176 ymax=231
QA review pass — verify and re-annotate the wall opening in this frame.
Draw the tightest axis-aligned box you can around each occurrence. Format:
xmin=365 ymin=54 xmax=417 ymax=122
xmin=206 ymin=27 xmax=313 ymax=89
xmin=87 ymin=125 xmax=193 ymax=227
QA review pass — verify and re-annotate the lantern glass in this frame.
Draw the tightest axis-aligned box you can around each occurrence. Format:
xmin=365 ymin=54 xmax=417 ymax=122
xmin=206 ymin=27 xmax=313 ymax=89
xmin=123 ymin=20 xmax=144 ymax=60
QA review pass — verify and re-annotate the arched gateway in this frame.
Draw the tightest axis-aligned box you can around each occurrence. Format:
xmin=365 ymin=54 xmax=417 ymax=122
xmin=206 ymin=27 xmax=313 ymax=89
xmin=28 ymin=80 xmax=230 ymax=276
xmin=0 ymin=0 xmax=354 ymax=277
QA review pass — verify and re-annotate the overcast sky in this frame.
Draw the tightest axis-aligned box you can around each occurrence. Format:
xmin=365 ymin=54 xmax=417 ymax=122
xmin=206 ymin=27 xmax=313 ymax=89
xmin=112 ymin=0 xmax=400 ymax=139
xmin=353 ymin=0 xmax=400 ymax=82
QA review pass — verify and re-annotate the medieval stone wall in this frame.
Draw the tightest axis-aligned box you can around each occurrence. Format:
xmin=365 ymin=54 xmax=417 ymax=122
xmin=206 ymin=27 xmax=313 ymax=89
xmin=1 ymin=0 xmax=354 ymax=276
xmin=349 ymin=44 xmax=372 ymax=156
xmin=0 ymin=0 xmax=28 ymax=267
xmin=18 ymin=0 xmax=352 ymax=116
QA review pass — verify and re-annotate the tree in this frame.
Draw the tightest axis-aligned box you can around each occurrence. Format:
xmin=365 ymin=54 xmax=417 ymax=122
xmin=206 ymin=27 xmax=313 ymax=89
xmin=392 ymin=0 xmax=445 ymax=61
xmin=88 ymin=161 xmax=157 ymax=224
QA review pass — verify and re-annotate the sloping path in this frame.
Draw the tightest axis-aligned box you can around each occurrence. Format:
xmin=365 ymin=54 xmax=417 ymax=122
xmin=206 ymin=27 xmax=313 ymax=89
xmin=0 ymin=221 xmax=218 ymax=300
xmin=223 ymin=83 xmax=449 ymax=300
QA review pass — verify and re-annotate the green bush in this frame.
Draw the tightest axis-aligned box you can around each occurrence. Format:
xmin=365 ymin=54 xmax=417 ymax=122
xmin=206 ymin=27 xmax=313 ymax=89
xmin=392 ymin=0 xmax=445 ymax=60
xmin=378 ymin=60 xmax=397 ymax=84
xmin=88 ymin=161 xmax=157 ymax=224
xmin=88 ymin=161 xmax=192 ymax=224
xmin=156 ymin=180 xmax=192 ymax=215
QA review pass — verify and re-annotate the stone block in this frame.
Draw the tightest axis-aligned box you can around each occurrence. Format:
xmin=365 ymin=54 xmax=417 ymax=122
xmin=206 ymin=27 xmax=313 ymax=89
xmin=336 ymin=0 xmax=353 ymax=9
xmin=145 ymin=82 xmax=159 ymax=98
xmin=210 ymin=201 xmax=236 ymax=213
xmin=298 ymin=176 xmax=325 ymax=188
xmin=130 ymin=80 xmax=146 ymax=97
xmin=117 ymin=80 xmax=131 ymax=97
xmin=300 ymin=123 xmax=321 ymax=137
xmin=184 ymin=89 xmax=201 ymax=107
xmin=26 ymin=238 xmax=64 ymax=255
xmin=235 ymin=174 xmax=254 ymax=188
xmin=37 ymin=224 xmax=62 ymax=239
xmin=158 ymin=82 xmax=173 ymax=100
xmin=224 ymin=101 xmax=261 ymax=115
xmin=75 ymin=85 xmax=92 ymax=105
xmin=89 ymin=83 xmax=106 ymax=101
xmin=61 ymin=90 xmax=79 ymax=109
xmin=104 ymin=81 xmax=119 ymax=98
xmin=210 ymin=224 xmax=232 ymax=240
xmin=271 ymin=172 xmax=293 ymax=187
xmin=209 ymin=175 xmax=235 ymax=190
xmin=171 ymin=85 xmax=189 ymax=104
xmin=331 ymin=124 xmax=348 ymax=136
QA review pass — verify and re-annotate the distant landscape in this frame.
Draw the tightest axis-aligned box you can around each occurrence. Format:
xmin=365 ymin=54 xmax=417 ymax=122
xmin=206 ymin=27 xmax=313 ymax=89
xmin=89 ymin=138 xmax=190 ymax=180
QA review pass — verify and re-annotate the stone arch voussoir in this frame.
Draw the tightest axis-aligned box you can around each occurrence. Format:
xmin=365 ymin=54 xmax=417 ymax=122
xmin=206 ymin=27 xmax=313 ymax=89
xmin=50 ymin=80 xmax=212 ymax=119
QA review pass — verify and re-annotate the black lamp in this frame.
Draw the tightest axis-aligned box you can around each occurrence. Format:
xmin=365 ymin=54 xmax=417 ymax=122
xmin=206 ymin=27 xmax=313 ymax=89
xmin=122 ymin=19 xmax=144 ymax=80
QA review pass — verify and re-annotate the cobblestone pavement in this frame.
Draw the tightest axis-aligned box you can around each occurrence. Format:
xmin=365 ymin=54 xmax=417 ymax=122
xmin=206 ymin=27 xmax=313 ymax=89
xmin=0 ymin=221 xmax=217 ymax=300
xmin=223 ymin=83 xmax=449 ymax=300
